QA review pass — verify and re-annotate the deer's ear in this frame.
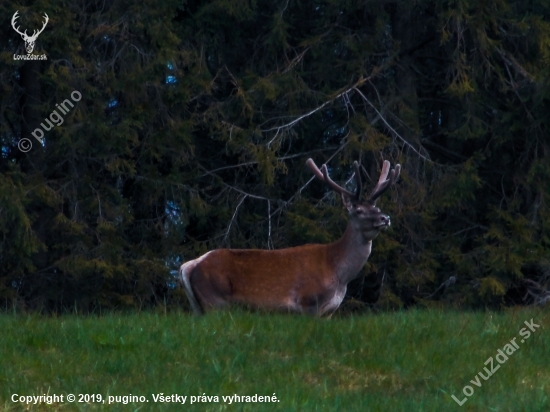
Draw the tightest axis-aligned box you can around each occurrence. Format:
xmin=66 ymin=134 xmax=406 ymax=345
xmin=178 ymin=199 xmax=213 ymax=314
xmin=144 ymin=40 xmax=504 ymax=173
xmin=341 ymin=193 xmax=353 ymax=211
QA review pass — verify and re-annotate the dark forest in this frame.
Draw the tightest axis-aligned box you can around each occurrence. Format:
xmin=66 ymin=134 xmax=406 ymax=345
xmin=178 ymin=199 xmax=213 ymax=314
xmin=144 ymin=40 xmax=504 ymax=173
xmin=1 ymin=0 xmax=549 ymax=312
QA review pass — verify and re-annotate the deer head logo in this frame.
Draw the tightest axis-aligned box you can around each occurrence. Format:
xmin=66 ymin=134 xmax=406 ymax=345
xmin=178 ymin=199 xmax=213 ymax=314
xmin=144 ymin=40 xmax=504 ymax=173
xmin=11 ymin=11 xmax=49 ymax=54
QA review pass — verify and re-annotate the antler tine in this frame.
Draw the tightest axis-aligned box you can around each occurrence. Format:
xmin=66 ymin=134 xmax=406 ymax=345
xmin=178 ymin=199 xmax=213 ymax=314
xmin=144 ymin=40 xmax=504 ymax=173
xmin=11 ymin=11 xmax=26 ymax=36
xmin=30 ymin=13 xmax=48 ymax=39
xmin=379 ymin=160 xmax=391 ymax=184
xmin=321 ymin=165 xmax=356 ymax=198
xmin=39 ymin=13 xmax=48 ymax=33
xmin=306 ymin=158 xmax=355 ymax=198
xmin=393 ymin=164 xmax=401 ymax=183
xmin=367 ymin=160 xmax=390 ymax=201
xmin=368 ymin=161 xmax=401 ymax=205
xmin=305 ymin=158 xmax=324 ymax=181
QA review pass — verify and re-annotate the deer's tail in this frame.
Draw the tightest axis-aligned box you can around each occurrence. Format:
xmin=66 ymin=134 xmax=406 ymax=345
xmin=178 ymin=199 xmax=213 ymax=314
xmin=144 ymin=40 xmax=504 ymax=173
xmin=179 ymin=261 xmax=203 ymax=315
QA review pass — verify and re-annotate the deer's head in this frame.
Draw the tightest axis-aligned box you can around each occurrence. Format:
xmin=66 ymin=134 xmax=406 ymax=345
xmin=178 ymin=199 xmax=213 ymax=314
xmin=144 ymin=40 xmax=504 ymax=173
xmin=306 ymin=158 xmax=401 ymax=240
xmin=11 ymin=11 xmax=49 ymax=54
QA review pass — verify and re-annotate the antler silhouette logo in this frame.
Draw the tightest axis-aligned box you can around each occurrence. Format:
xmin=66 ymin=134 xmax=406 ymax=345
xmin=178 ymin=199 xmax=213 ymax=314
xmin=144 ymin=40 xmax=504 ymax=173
xmin=11 ymin=11 xmax=49 ymax=54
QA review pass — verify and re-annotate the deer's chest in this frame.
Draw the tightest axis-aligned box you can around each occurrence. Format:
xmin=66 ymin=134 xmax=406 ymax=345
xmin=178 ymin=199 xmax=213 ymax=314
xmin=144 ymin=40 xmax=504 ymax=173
xmin=320 ymin=285 xmax=347 ymax=315
xmin=298 ymin=284 xmax=347 ymax=315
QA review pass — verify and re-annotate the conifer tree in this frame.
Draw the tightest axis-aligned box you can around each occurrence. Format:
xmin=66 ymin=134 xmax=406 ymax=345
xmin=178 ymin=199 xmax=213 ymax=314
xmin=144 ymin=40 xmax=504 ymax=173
xmin=0 ymin=0 xmax=548 ymax=311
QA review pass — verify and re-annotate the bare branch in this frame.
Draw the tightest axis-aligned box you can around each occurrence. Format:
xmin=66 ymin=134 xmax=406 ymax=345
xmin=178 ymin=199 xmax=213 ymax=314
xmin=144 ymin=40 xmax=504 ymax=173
xmin=497 ymin=47 xmax=534 ymax=82
xmin=353 ymin=86 xmax=435 ymax=163
xmin=223 ymin=195 xmax=247 ymax=245
xmin=198 ymin=147 xmax=339 ymax=178
xmin=267 ymin=200 xmax=273 ymax=249
xmin=262 ymin=77 xmax=368 ymax=146
xmin=282 ymin=47 xmax=310 ymax=74
xmin=220 ymin=181 xmax=272 ymax=201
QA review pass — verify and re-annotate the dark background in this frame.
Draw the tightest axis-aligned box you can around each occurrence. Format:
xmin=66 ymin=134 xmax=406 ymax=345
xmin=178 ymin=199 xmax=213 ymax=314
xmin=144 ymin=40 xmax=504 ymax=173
xmin=1 ymin=0 xmax=548 ymax=312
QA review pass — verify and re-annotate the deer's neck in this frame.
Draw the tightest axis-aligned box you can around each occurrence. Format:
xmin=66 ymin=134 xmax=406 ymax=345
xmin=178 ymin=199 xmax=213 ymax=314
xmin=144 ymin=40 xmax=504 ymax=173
xmin=330 ymin=223 xmax=373 ymax=285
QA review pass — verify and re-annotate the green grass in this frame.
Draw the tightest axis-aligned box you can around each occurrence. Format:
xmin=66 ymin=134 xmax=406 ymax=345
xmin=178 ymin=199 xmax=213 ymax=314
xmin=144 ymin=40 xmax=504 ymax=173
xmin=0 ymin=308 xmax=548 ymax=411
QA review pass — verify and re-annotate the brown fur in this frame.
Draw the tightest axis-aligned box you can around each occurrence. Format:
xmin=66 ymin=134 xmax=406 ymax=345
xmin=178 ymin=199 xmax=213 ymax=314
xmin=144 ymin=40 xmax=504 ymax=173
xmin=180 ymin=224 xmax=375 ymax=315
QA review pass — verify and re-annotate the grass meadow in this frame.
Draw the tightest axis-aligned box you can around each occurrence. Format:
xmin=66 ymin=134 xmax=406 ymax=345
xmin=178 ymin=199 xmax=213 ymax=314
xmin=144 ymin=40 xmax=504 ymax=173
xmin=0 ymin=308 xmax=548 ymax=411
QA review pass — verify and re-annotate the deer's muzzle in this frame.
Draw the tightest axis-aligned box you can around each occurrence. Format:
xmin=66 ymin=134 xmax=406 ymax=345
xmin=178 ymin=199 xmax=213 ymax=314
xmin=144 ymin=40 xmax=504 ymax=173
xmin=374 ymin=214 xmax=391 ymax=229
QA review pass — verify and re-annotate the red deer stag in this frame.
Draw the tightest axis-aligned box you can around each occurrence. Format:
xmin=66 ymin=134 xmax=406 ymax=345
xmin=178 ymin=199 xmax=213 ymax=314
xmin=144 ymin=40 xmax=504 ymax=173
xmin=180 ymin=158 xmax=400 ymax=315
